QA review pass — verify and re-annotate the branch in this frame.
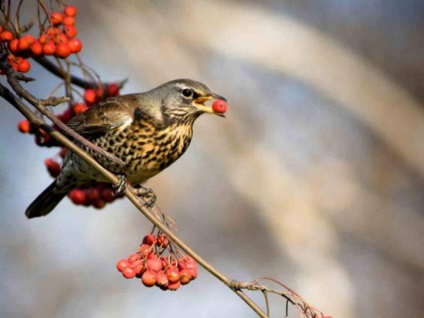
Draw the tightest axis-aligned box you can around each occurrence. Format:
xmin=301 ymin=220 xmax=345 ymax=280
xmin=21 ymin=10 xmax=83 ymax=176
xmin=0 ymin=85 xmax=269 ymax=318
xmin=230 ymin=279 xmax=324 ymax=318
xmin=0 ymin=52 xmax=268 ymax=318
xmin=34 ymin=56 xmax=128 ymax=89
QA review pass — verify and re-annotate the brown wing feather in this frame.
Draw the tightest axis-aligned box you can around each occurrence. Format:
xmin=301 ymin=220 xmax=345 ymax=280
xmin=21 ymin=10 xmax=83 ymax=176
xmin=67 ymin=95 xmax=139 ymax=135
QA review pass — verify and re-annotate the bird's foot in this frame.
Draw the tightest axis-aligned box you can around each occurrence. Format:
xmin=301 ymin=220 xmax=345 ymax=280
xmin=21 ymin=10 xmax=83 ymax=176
xmin=113 ymin=175 xmax=128 ymax=196
xmin=134 ymin=185 xmax=157 ymax=208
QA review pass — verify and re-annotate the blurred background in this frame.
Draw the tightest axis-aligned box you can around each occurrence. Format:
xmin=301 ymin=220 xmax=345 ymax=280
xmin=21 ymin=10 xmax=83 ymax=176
xmin=1 ymin=0 xmax=423 ymax=317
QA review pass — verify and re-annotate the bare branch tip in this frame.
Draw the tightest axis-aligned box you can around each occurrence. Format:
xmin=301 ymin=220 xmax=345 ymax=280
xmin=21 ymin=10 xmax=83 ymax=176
xmin=118 ymin=78 xmax=129 ymax=88
xmin=15 ymin=73 xmax=35 ymax=82
xmin=41 ymin=96 xmax=70 ymax=107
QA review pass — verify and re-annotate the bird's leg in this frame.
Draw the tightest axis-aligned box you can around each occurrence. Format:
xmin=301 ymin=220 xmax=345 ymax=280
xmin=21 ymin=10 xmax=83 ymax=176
xmin=133 ymin=184 xmax=157 ymax=207
xmin=112 ymin=174 xmax=128 ymax=196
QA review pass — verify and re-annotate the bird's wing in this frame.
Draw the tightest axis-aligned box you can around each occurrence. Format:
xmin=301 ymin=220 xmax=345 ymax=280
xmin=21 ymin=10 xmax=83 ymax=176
xmin=67 ymin=96 xmax=137 ymax=135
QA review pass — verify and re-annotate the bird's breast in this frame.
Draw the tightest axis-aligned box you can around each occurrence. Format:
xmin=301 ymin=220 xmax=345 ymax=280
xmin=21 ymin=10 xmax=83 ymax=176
xmin=92 ymin=121 xmax=194 ymax=184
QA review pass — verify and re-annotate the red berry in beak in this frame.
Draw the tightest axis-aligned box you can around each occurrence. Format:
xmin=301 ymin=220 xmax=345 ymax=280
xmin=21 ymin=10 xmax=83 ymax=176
xmin=212 ymin=99 xmax=227 ymax=114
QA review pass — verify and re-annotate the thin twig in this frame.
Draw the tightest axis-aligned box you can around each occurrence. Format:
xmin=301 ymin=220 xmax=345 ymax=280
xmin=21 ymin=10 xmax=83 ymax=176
xmin=34 ymin=56 xmax=128 ymax=89
xmin=0 ymin=82 xmax=43 ymax=127
xmin=229 ymin=280 xmax=295 ymax=306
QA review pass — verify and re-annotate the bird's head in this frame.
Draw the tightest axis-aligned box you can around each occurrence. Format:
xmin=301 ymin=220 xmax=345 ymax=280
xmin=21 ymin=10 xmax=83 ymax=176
xmin=149 ymin=79 xmax=227 ymax=125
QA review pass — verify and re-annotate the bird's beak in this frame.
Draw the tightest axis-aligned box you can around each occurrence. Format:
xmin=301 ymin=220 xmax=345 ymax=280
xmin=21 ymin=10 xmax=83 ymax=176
xmin=192 ymin=93 xmax=227 ymax=117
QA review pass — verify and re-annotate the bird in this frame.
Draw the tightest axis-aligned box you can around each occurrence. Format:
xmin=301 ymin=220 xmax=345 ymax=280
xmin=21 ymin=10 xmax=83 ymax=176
xmin=26 ymin=79 xmax=226 ymax=218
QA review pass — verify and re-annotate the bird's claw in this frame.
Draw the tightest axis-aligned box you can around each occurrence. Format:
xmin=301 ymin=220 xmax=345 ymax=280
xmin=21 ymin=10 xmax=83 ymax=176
xmin=113 ymin=175 xmax=128 ymax=196
xmin=134 ymin=185 xmax=157 ymax=208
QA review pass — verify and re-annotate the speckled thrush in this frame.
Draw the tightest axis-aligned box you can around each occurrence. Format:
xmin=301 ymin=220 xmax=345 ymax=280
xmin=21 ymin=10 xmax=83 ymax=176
xmin=26 ymin=79 xmax=226 ymax=218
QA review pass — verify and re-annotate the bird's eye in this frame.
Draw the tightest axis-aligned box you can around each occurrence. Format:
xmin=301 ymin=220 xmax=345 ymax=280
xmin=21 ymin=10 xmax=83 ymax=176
xmin=182 ymin=89 xmax=193 ymax=98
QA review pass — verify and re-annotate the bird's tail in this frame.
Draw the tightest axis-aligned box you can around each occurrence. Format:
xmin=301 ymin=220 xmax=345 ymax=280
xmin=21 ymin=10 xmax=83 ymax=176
xmin=26 ymin=180 xmax=69 ymax=219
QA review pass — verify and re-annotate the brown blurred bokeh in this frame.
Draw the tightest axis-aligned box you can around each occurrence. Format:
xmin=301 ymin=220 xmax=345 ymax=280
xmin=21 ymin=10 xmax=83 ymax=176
xmin=0 ymin=1 xmax=423 ymax=317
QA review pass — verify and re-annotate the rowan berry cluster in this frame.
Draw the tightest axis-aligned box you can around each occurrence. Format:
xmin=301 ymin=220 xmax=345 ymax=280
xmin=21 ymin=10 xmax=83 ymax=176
xmin=68 ymin=183 xmax=116 ymax=209
xmin=117 ymin=233 xmax=199 ymax=291
xmin=10 ymin=2 xmax=122 ymax=210
xmin=0 ymin=5 xmax=81 ymax=74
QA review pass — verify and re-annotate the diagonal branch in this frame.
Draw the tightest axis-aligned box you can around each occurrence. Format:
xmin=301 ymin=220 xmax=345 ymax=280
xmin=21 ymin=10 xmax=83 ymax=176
xmin=0 ymin=44 xmax=268 ymax=317
xmin=0 ymin=81 xmax=269 ymax=318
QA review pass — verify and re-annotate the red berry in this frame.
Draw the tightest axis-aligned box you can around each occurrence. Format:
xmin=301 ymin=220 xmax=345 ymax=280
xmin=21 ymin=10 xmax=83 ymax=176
xmin=64 ymin=5 xmax=78 ymax=17
xmin=1 ymin=31 xmax=13 ymax=41
xmin=146 ymin=258 xmax=163 ymax=273
xmin=128 ymin=252 xmax=142 ymax=263
xmin=156 ymin=272 xmax=169 ymax=289
xmin=72 ymin=103 xmax=88 ymax=115
xmin=92 ymin=198 xmax=106 ymax=209
xmin=19 ymin=37 xmax=35 ymax=51
xmin=166 ymin=267 xmax=181 ymax=283
xmin=18 ymin=38 xmax=29 ymax=51
xmin=43 ymin=41 xmax=57 ymax=55
xmin=55 ymin=43 xmax=71 ymax=58
xmin=167 ymin=281 xmax=181 ymax=291
xmin=188 ymin=268 xmax=198 ymax=279
xmin=51 ymin=12 xmax=64 ymax=26
xmin=46 ymin=27 xmax=61 ymax=37
xmin=122 ymin=267 xmax=136 ymax=279
xmin=179 ymin=257 xmax=198 ymax=279
xmin=86 ymin=188 xmax=100 ymax=202
xmin=7 ymin=55 xmax=17 ymax=70
xmin=67 ymin=38 xmax=82 ymax=53
xmin=30 ymin=41 xmax=43 ymax=56
xmin=96 ymin=87 xmax=105 ymax=100
xmin=24 ymin=34 xmax=36 ymax=45
xmin=69 ymin=189 xmax=86 ymax=205
xmin=180 ymin=256 xmax=197 ymax=269
xmin=59 ymin=148 xmax=68 ymax=159
xmin=130 ymin=259 xmax=145 ymax=277
xmin=130 ymin=258 xmax=143 ymax=268
xmin=100 ymin=188 xmax=115 ymax=203
xmin=179 ymin=269 xmax=192 ymax=284
xmin=141 ymin=270 xmax=157 ymax=287
xmin=148 ymin=253 xmax=158 ymax=260
xmin=212 ymin=99 xmax=227 ymax=114
xmin=17 ymin=59 xmax=31 ymax=73
xmin=45 ymin=158 xmax=61 ymax=177
xmin=143 ymin=234 xmax=156 ymax=246
xmin=138 ymin=244 xmax=152 ymax=257
xmin=116 ymin=259 xmax=130 ymax=272
xmin=56 ymin=33 xmax=69 ymax=45
xmin=8 ymin=39 xmax=19 ymax=53
xmin=64 ymin=25 xmax=77 ymax=38
xmin=63 ymin=16 xmax=75 ymax=26
xmin=84 ymin=89 xmax=97 ymax=105
xmin=57 ymin=109 xmax=72 ymax=123
xmin=38 ymin=34 xmax=47 ymax=44
xmin=156 ymin=234 xmax=169 ymax=248
xmin=17 ymin=120 xmax=31 ymax=133
xmin=107 ymin=83 xmax=120 ymax=97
